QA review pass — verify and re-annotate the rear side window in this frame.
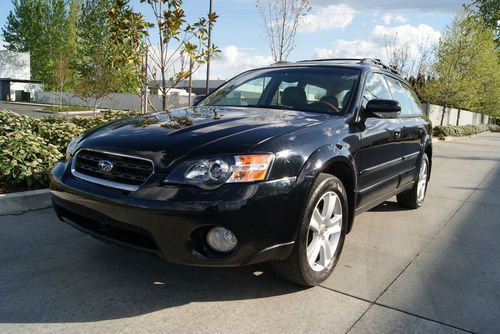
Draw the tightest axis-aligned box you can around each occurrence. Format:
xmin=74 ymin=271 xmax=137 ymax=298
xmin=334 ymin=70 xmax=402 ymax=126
xmin=403 ymin=85 xmax=424 ymax=115
xmin=385 ymin=76 xmax=413 ymax=116
xmin=362 ymin=73 xmax=392 ymax=108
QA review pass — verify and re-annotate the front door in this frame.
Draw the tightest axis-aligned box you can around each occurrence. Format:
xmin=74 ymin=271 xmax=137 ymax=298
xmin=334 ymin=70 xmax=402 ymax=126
xmin=356 ymin=72 xmax=404 ymax=209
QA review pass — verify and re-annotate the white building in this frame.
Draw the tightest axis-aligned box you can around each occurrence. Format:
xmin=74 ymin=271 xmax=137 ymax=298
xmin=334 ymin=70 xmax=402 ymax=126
xmin=0 ymin=50 xmax=44 ymax=102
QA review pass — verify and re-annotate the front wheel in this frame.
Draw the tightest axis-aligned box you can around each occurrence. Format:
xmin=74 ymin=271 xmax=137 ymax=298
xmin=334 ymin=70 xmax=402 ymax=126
xmin=271 ymin=173 xmax=348 ymax=287
xmin=397 ymin=153 xmax=429 ymax=209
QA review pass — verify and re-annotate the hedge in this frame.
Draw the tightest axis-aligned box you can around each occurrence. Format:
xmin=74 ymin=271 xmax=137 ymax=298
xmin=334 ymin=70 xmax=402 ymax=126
xmin=433 ymin=124 xmax=499 ymax=139
xmin=0 ymin=109 xmax=138 ymax=190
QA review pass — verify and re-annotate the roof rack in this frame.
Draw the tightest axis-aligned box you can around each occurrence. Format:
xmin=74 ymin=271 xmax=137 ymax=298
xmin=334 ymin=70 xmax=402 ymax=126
xmin=297 ymin=58 xmax=398 ymax=74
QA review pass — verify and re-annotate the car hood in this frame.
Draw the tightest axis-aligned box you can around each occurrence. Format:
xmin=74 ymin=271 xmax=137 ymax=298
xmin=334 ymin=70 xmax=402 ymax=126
xmin=78 ymin=106 xmax=329 ymax=170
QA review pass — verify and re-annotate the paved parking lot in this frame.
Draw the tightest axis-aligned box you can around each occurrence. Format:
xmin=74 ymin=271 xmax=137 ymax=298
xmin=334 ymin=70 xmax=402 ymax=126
xmin=1 ymin=133 xmax=499 ymax=334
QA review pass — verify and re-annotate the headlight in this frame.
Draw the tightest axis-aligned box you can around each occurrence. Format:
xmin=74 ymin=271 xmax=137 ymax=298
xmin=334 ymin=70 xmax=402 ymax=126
xmin=65 ymin=135 xmax=83 ymax=161
xmin=163 ymin=153 xmax=274 ymax=189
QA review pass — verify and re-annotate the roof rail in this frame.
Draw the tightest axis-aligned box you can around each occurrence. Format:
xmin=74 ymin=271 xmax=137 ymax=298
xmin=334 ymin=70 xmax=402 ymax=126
xmin=297 ymin=58 xmax=365 ymax=63
xmin=360 ymin=58 xmax=398 ymax=74
xmin=297 ymin=57 xmax=399 ymax=74
xmin=270 ymin=60 xmax=293 ymax=66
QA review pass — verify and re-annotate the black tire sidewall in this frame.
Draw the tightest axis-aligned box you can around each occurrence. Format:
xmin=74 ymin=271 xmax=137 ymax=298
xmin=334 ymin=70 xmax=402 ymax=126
xmin=296 ymin=174 xmax=348 ymax=285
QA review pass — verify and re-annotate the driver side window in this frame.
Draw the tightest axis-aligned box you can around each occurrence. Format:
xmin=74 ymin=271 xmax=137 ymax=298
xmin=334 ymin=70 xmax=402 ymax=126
xmin=362 ymin=73 xmax=392 ymax=108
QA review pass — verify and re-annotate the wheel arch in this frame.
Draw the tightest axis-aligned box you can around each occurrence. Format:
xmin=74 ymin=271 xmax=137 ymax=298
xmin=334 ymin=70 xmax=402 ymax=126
xmin=320 ymin=159 xmax=356 ymax=234
xmin=297 ymin=145 xmax=358 ymax=234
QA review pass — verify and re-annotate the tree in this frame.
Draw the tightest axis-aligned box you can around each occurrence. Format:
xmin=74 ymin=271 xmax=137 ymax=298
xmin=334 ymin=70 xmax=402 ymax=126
xmin=54 ymin=55 xmax=70 ymax=109
xmin=256 ymin=0 xmax=311 ymax=62
xmin=74 ymin=0 xmax=117 ymax=114
xmin=422 ymin=9 xmax=496 ymax=125
xmin=2 ymin=0 xmax=80 ymax=90
xmin=384 ymin=34 xmax=433 ymax=80
xmin=473 ymin=0 xmax=499 ymax=44
xmin=141 ymin=0 xmax=219 ymax=112
xmin=108 ymin=0 xmax=151 ymax=93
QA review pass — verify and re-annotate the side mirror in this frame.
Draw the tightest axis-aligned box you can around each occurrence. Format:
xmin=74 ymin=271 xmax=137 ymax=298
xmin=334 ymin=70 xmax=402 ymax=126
xmin=192 ymin=94 xmax=207 ymax=106
xmin=365 ymin=99 xmax=401 ymax=118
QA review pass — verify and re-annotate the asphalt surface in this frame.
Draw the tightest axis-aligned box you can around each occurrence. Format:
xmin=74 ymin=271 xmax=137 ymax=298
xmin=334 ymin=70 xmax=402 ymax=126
xmin=1 ymin=133 xmax=499 ymax=333
xmin=0 ymin=101 xmax=89 ymax=119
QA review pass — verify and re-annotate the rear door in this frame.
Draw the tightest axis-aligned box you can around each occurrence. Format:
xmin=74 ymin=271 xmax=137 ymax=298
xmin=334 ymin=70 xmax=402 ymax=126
xmin=385 ymin=76 xmax=427 ymax=186
xmin=356 ymin=72 xmax=403 ymax=209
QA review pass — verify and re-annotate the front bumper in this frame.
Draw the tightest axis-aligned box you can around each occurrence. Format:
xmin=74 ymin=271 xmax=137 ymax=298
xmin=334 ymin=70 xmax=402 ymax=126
xmin=50 ymin=160 xmax=304 ymax=267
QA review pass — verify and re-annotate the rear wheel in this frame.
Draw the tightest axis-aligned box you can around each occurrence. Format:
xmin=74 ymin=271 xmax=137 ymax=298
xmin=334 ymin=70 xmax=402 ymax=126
xmin=397 ymin=153 xmax=429 ymax=209
xmin=271 ymin=173 xmax=347 ymax=287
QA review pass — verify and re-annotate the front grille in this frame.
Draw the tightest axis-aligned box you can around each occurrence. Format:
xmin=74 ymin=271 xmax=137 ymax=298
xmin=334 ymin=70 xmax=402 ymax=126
xmin=73 ymin=149 xmax=154 ymax=189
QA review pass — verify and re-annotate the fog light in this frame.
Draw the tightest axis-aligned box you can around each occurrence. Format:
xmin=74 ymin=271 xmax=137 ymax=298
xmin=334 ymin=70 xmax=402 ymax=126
xmin=206 ymin=227 xmax=238 ymax=253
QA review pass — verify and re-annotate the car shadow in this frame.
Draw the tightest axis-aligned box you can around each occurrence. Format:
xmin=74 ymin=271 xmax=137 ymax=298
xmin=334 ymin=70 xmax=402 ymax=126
xmin=0 ymin=214 xmax=304 ymax=324
xmin=368 ymin=200 xmax=406 ymax=212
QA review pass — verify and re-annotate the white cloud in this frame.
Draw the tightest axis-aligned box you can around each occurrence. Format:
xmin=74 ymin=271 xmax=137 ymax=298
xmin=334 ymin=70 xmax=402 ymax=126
xmin=193 ymin=45 xmax=273 ymax=80
xmin=300 ymin=5 xmax=355 ymax=32
xmin=311 ymin=0 xmax=463 ymax=13
xmin=312 ymin=23 xmax=441 ymax=75
xmin=382 ymin=13 xmax=407 ymax=25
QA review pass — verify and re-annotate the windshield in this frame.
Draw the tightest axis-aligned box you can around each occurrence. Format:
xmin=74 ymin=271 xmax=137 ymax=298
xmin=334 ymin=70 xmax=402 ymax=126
xmin=200 ymin=67 xmax=360 ymax=114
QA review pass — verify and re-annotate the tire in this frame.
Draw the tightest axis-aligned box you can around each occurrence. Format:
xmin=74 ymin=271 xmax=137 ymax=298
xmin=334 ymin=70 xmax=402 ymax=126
xmin=397 ymin=153 xmax=429 ymax=209
xmin=271 ymin=173 xmax=348 ymax=287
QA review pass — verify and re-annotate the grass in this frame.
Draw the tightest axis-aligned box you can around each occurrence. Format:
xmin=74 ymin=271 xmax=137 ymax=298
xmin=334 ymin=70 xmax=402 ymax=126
xmin=44 ymin=105 xmax=91 ymax=112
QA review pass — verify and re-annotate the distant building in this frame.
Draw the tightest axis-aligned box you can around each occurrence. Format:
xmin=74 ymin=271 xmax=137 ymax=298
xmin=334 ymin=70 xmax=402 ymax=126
xmin=148 ymin=79 xmax=226 ymax=96
xmin=0 ymin=50 xmax=44 ymax=102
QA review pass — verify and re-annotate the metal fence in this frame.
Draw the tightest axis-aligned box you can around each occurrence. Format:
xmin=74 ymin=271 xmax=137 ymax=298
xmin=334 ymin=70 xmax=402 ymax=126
xmin=34 ymin=91 xmax=189 ymax=111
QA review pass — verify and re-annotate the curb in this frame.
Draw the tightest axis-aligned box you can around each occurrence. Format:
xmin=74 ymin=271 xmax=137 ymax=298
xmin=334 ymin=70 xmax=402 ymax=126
xmin=0 ymin=189 xmax=51 ymax=216
xmin=432 ymin=132 xmax=488 ymax=143
xmin=34 ymin=109 xmax=97 ymax=115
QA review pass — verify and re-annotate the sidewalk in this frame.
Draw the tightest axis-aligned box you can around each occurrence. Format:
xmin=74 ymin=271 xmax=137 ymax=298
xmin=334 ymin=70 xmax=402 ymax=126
xmin=0 ymin=133 xmax=498 ymax=333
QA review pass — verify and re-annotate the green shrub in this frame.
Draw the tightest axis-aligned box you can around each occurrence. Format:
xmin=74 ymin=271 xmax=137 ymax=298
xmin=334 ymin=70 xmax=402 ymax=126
xmin=433 ymin=124 xmax=497 ymax=139
xmin=44 ymin=105 xmax=90 ymax=112
xmin=0 ymin=110 xmax=35 ymax=136
xmin=34 ymin=120 xmax=85 ymax=153
xmin=0 ymin=130 xmax=62 ymax=188
xmin=0 ymin=110 xmax=140 ymax=190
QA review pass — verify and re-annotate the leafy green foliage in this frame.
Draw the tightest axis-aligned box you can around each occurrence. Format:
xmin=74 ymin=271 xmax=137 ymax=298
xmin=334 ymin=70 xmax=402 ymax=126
xmin=433 ymin=124 xmax=499 ymax=139
xmin=473 ymin=0 xmax=499 ymax=44
xmin=0 ymin=110 xmax=33 ymax=136
xmin=142 ymin=0 xmax=220 ymax=111
xmin=0 ymin=109 xmax=139 ymax=190
xmin=1 ymin=0 xmax=78 ymax=90
xmin=422 ymin=9 xmax=500 ymax=122
xmin=0 ymin=130 xmax=61 ymax=188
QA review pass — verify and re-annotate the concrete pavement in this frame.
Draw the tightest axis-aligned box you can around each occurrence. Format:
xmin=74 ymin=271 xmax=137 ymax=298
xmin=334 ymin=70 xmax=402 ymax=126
xmin=1 ymin=133 xmax=499 ymax=333
xmin=0 ymin=101 xmax=92 ymax=119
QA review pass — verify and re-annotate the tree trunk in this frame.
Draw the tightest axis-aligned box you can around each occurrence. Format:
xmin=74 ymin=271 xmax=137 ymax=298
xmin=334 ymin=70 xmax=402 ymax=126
xmin=440 ymin=106 xmax=447 ymax=126
xmin=188 ymin=59 xmax=193 ymax=106
xmin=456 ymin=109 xmax=460 ymax=126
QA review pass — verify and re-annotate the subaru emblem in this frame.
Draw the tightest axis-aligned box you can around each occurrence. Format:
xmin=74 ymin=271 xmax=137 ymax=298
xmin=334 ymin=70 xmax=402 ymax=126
xmin=98 ymin=160 xmax=113 ymax=173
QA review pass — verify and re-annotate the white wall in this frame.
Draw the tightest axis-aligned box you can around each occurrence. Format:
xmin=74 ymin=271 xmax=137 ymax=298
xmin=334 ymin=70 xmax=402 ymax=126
xmin=425 ymin=103 xmax=489 ymax=126
xmin=9 ymin=82 xmax=43 ymax=101
xmin=0 ymin=51 xmax=31 ymax=80
xmin=34 ymin=91 xmax=189 ymax=111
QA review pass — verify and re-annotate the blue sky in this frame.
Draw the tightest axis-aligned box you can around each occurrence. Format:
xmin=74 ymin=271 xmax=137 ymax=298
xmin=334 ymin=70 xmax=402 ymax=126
xmin=0 ymin=0 xmax=468 ymax=79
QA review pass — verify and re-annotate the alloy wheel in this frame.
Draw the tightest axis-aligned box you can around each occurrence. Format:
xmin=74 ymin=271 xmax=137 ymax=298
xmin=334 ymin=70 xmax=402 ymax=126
xmin=306 ymin=191 xmax=343 ymax=271
xmin=417 ymin=159 xmax=428 ymax=203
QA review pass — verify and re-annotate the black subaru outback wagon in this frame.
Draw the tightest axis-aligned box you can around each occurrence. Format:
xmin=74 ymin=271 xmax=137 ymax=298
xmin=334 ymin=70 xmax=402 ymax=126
xmin=51 ymin=58 xmax=432 ymax=286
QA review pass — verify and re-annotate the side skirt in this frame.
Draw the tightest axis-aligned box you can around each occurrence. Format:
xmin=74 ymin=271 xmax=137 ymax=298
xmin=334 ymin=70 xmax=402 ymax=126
xmin=354 ymin=181 xmax=415 ymax=215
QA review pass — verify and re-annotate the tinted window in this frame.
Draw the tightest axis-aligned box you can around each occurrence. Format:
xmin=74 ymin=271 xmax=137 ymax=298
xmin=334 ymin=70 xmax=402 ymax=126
xmin=202 ymin=67 xmax=360 ymax=114
xmin=403 ymin=84 xmax=424 ymax=115
xmin=209 ymin=76 xmax=272 ymax=106
xmin=362 ymin=73 xmax=392 ymax=108
xmin=385 ymin=76 xmax=413 ymax=116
